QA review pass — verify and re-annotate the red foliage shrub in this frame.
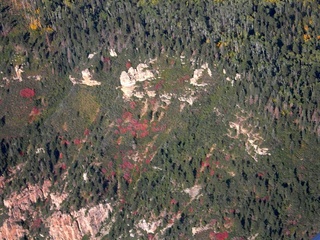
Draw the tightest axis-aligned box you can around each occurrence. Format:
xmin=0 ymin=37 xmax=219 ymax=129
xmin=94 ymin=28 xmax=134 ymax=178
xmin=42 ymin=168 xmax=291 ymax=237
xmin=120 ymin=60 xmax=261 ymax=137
xmin=170 ymin=199 xmax=178 ymax=205
xmin=210 ymin=219 xmax=218 ymax=225
xmin=126 ymin=61 xmax=132 ymax=69
xmin=151 ymin=126 xmax=161 ymax=132
xmin=129 ymin=101 xmax=136 ymax=109
xmin=178 ymin=75 xmax=190 ymax=84
xmin=29 ymin=107 xmax=41 ymax=122
xmin=20 ymin=88 xmax=35 ymax=98
xmin=59 ymin=153 xmax=63 ymax=159
xmin=148 ymin=98 xmax=158 ymax=107
xmin=103 ymin=57 xmax=111 ymax=63
xmin=108 ymin=161 xmax=113 ymax=168
xmin=151 ymin=123 xmax=166 ymax=132
xmin=30 ymin=107 xmax=40 ymax=116
xmin=123 ymin=172 xmax=132 ymax=183
xmin=256 ymin=172 xmax=264 ymax=178
xmin=60 ymin=163 xmax=67 ymax=170
xmin=121 ymin=161 xmax=134 ymax=170
xmin=122 ymin=111 xmax=133 ymax=121
xmin=116 ymin=111 xmax=151 ymax=138
xmin=209 ymin=231 xmax=229 ymax=240
xmin=154 ymin=80 xmax=164 ymax=91
xmin=119 ymin=127 xmax=128 ymax=134
xmin=130 ymin=118 xmax=138 ymax=125
xmin=134 ymin=122 xmax=148 ymax=131
xmin=61 ymin=140 xmax=70 ymax=146
xmin=73 ymin=139 xmax=82 ymax=145
xmin=139 ymin=130 xmax=149 ymax=138
xmin=201 ymin=160 xmax=210 ymax=168
xmin=31 ymin=218 xmax=42 ymax=229
xmin=148 ymin=234 xmax=155 ymax=240
xmin=249 ymin=95 xmax=254 ymax=105
xmin=84 ymin=128 xmax=90 ymax=136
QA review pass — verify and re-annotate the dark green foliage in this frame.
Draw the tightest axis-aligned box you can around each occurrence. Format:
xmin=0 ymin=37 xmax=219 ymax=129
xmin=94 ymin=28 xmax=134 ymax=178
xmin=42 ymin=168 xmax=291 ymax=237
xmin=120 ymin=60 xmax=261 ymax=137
xmin=1 ymin=0 xmax=320 ymax=239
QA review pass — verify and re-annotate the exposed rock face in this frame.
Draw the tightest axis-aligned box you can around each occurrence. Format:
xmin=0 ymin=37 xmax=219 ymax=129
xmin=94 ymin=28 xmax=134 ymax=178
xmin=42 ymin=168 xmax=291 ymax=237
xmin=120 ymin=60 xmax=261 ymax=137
xmin=46 ymin=212 xmax=82 ymax=240
xmin=192 ymin=224 xmax=212 ymax=236
xmin=134 ymin=64 xmax=155 ymax=82
xmin=50 ymin=192 xmax=68 ymax=210
xmin=14 ymin=65 xmax=23 ymax=82
xmin=178 ymin=95 xmax=197 ymax=105
xmin=119 ymin=60 xmax=212 ymax=108
xmin=46 ymin=203 xmax=113 ymax=240
xmin=137 ymin=219 xmax=162 ymax=234
xmin=0 ymin=220 xmax=27 ymax=240
xmin=0 ymin=58 xmax=217 ymax=239
xmin=190 ymin=63 xmax=211 ymax=87
xmin=3 ymin=180 xmax=51 ymax=211
xmin=72 ymin=203 xmax=113 ymax=237
xmin=81 ymin=69 xmax=101 ymax=86
xmin=120 ymin=71 xmax=135 ymax=87
xmin=110 ymin=49 xmax=117 ymax=57
xmin=120 ymin=63 xmax=155 ymax=98
xmin=227 ymin=110 xmax=270 ymax=161
xmin=69 ymin=69 xmax=101 ymax=86
xmin=183 ymin=185 xmax=202 ymax=201
xmin=1 ymin=180 xmax=51 ymax=239
xmin=225 ymin=72 xmax=241 ymax=86
xmin=83 ymin=172 xmax=88 ymax=182
xmin=88 ymin=52 xmax=97 ymax=59
xmin=0 ymin=176 xmax=5 ymax=190
xmin=1 ymin=178 xmax=113 ymax=239
xmin=160 ymin=93 xmax=172 ymax=105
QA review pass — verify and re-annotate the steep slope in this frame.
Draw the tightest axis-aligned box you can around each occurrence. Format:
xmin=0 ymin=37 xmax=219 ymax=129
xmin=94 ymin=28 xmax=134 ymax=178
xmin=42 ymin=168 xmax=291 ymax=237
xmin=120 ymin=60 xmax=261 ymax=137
xmin=1 ymin=0 xmax=320 ymax=239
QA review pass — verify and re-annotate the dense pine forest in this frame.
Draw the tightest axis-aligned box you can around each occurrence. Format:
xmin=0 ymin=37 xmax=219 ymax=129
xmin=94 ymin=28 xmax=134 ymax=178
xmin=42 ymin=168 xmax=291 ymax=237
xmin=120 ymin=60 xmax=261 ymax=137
xmin=0 ymin=0 xmax=320 ymax=239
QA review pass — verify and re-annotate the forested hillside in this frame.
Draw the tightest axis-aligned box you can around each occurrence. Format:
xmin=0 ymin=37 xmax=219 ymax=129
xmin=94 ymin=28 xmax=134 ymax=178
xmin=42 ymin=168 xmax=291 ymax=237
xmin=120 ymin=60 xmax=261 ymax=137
xmin=0 ymin=0 xmax=320 ymax=239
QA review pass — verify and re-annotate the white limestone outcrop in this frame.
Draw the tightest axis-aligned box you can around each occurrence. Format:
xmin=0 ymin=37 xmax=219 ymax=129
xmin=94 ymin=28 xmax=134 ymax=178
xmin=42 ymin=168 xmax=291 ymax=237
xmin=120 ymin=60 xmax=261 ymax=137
xmin=69 ymin=69 xmax=101 ymax=86
xmin=120 ymin=64 xmax=155 ymax=99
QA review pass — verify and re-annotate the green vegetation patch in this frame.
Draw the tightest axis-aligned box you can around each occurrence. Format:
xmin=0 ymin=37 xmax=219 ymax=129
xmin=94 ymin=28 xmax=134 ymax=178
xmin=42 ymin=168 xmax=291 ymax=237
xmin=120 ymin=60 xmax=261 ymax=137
xmin=50 ymin=86 xmax=100 ymax=137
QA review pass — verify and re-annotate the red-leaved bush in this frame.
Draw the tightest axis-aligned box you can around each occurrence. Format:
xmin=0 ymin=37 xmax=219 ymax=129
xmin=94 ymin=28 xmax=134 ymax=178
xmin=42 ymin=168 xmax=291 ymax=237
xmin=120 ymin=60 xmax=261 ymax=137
xmin=30 ymin=107 xmax=40 ymax=116
xmin=84 ymin=128 xmax=90 ymax=136
xmin=73 ymin=139 xmax=82 ymax=145
xmin=60 ymin=163 xmax=67 ymax=170
xmin=20 ymin=88 xmax=35 ymax=98
xmin=31 ymin=218 xmax=42 ymax=229
xmin=209 ymin=231 xmax=229 ymax=240
xmin=126 ymin=61 xmax=132 ymax=69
